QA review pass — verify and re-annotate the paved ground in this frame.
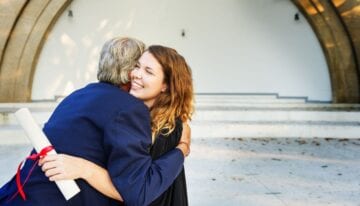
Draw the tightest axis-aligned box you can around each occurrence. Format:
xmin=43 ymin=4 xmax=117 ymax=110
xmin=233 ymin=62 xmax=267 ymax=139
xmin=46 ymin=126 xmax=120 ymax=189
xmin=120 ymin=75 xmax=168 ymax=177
xmin=1 ymin=138 xmax=360 ymax=206
xmin=186 ymin=138 xmax=360 ymax=206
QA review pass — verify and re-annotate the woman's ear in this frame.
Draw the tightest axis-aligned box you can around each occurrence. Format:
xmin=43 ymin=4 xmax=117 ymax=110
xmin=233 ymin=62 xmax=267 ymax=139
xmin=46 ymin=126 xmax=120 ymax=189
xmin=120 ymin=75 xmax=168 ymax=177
xmin=161 ymin=84 xmax=167 ymax=92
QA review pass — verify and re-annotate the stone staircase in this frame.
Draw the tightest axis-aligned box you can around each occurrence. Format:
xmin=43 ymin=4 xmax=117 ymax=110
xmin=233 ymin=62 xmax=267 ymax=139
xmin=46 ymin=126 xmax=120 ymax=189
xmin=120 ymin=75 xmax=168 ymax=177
xmin=192 ymin=95 xmax=360 ymax=139
xmin=0 ymin=102 xmax=56 ymax=144
xmin=1 ymin=95 xmax=360 ymax=144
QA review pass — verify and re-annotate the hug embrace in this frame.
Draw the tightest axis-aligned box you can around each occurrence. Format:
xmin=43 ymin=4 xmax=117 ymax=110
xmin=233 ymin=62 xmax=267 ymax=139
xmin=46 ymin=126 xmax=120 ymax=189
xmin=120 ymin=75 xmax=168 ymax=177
xmin=0 ymin=37 xmax=194 ymax=206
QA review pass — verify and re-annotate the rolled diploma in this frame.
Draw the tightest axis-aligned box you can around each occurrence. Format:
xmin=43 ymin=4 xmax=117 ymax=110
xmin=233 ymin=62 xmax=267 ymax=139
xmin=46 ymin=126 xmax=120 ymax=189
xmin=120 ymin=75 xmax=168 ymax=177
xmin=14 ymin=108 xmax=80 ymax=200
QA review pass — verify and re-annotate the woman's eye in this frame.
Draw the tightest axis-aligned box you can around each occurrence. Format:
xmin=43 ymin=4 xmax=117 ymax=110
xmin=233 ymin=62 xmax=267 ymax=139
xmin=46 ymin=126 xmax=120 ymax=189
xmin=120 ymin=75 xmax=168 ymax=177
xmin=146 ymin=69 xmax=153 ymax=75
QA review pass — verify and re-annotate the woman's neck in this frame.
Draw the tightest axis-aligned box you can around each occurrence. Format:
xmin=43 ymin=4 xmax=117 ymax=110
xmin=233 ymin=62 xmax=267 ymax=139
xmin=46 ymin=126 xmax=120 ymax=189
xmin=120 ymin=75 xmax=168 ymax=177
xmin=144 ymin=100 xmax=154 ymax=109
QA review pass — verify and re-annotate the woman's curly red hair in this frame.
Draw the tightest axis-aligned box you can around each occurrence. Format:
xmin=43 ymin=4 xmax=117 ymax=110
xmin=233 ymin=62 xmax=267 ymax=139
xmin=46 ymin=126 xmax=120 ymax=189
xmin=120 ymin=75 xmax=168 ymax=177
xmin=147 ymin=45 xmax=194 ymax=141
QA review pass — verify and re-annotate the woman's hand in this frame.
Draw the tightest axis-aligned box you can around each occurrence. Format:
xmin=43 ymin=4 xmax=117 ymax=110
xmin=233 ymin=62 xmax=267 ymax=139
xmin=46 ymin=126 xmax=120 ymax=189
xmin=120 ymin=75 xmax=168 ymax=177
xmin=177 ymin=122 xmax=191 ymax=157
xmin=38 ymin=154 xmax=92 ymax=181
xmin=39 ymin=154 xmax=123 ymax=201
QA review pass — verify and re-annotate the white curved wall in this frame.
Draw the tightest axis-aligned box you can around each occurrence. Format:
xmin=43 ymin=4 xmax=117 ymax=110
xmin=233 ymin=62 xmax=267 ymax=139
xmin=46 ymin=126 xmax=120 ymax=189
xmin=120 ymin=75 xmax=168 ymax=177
xmin=32 ymin=0 xmax=331 ymax=101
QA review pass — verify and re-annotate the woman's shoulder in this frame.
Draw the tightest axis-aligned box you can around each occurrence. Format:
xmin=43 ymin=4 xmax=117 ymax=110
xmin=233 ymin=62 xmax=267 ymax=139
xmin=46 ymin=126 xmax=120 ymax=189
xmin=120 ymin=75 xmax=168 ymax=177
xmin=151 ymin=118 xmax=183 ymax=158
xmin=161 ymin=118 xmax=182 ymax=135
xmin=174 ymin=118 xmax=183 ymax=130
xmin=156 ymin=118 xmax=183 ymax=142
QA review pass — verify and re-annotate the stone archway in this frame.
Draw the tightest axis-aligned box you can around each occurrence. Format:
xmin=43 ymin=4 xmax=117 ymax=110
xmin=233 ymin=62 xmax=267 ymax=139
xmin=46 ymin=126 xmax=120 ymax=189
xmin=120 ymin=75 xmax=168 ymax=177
xmin=292 ymin=0 xmax=360 ymax=103
xmin=0 ymin=0 xmax=359 ymax=103
xmin=0 ymin=0 xmax=72 ymax=102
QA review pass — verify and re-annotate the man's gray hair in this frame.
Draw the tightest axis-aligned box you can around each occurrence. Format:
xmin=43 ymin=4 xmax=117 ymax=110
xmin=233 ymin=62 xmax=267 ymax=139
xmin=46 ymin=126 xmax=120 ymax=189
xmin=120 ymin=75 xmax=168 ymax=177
xmin=97 ymin=37 xmax=145 ymax=85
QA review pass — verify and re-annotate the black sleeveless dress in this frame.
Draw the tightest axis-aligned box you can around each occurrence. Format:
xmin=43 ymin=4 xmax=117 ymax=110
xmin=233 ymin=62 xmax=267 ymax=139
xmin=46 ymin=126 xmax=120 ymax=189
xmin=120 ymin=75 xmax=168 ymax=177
xmin=149 ymin=119 xmax=188 ymax=206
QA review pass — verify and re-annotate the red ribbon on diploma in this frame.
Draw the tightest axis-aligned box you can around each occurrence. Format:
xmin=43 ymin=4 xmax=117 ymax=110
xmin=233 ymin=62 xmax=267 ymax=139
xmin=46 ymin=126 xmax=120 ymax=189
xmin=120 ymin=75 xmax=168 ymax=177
xmin=8 ymin=145 xmax=54 ymax=202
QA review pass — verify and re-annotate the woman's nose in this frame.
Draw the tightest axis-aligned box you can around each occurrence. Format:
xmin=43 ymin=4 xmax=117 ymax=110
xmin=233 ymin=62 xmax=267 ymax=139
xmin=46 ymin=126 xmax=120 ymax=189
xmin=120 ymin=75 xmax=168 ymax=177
xmin=132 ymin=69 xmax=142 ymax=79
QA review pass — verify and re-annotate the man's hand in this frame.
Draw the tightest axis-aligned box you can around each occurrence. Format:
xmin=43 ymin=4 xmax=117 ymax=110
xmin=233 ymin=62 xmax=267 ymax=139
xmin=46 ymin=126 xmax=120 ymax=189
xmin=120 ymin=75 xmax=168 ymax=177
xmin=176 ymin=122 xmax=191 ymax=157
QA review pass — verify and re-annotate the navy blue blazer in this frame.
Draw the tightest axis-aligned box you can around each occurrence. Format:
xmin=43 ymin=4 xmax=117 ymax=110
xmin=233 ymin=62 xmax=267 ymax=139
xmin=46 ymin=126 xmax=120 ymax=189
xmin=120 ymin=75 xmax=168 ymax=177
xmin=0 ymin=82 xmax=184 ymax=206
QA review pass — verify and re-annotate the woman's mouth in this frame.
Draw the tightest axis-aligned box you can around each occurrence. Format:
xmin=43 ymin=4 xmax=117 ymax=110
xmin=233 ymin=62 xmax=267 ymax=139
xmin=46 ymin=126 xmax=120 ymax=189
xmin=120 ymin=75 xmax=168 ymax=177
xmin=131 ymin=81 xmax=144 ymax=89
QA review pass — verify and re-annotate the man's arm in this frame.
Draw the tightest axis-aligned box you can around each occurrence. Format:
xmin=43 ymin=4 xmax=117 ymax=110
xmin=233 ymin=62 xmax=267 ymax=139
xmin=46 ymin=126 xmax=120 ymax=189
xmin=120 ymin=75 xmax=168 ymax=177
xmin=103 ymin=104 xmax=185 ymax=206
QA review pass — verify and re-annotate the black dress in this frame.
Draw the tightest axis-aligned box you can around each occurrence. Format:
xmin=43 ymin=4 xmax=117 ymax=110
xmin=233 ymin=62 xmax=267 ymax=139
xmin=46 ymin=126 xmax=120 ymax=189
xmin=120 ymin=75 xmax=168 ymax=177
xmin=149 ymin=119 xmax=188 ymax=206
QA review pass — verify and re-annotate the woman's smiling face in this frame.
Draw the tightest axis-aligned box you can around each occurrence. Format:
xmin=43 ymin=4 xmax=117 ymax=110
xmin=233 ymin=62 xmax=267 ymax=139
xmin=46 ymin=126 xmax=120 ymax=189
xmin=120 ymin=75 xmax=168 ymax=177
xmin=129 ymin=51 xmax=167 ymax=108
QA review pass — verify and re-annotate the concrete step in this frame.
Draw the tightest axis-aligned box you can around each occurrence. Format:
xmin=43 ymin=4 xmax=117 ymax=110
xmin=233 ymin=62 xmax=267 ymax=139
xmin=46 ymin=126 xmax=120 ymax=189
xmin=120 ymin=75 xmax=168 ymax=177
xmin=191 ymin=104 xmax=360 ymax=138
xmin=5 ymin=109 xmax=359 ymax=125
xmin=196 ymin=99 xmax=307 ymax=104
xmin=0 ymin=112 xmax=52 ymax=125
xmin=0 ymin=102 xmax=57 ymax=113
xmin=0 ymin=125 xmax=31 ymax=144
xmin=1 ymin=99 xmax=360 ymax=142
xmin=1 ymin=118 xmax=359 ymax=145
xmin=3 ymin=106 xmax=360 ymax=125
xmin=193 ymin=110 xmax=360 ymax=122
xmin=196 ymin=103 xmax=360 ymax=111
xmin=190 ymin=121 xmax=360 ymax=138
xmin=195 ymin=94 xmax=306 ymax=104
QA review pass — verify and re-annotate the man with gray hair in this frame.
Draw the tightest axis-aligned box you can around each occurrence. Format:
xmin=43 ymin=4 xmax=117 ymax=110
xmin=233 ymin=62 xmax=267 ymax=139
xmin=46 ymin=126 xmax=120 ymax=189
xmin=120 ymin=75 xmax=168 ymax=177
xmin=0 ymin=37 xmax=189 ymax=206
xmin=98 ymin=37 xmax=144 ymax=86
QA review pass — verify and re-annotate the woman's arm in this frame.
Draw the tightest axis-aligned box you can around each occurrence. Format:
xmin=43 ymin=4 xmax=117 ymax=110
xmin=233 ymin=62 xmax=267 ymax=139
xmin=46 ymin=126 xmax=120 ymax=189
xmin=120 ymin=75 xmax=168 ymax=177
xmin=176 ymin=122 xmax=191 ymax=157
xmin=38 ymin=154 xmax=123 ymax=201
xmin=38 ymin=123 xmax=190 ymax=203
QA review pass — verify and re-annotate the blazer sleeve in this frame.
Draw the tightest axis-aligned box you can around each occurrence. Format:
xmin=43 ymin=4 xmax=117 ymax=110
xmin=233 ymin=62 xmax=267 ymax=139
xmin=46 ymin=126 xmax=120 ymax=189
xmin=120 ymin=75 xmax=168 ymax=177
xmin=103 ymin=104 xmax=184 ymax=206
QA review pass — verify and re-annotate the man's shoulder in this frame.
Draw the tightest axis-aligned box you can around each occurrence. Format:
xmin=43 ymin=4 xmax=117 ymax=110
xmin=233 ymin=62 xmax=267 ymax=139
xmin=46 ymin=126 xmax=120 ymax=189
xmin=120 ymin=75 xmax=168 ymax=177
xmin=67 ymin=82 xmax=144 ymax=107
xmin=52 ymin=82 xmax=148 ymax=123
